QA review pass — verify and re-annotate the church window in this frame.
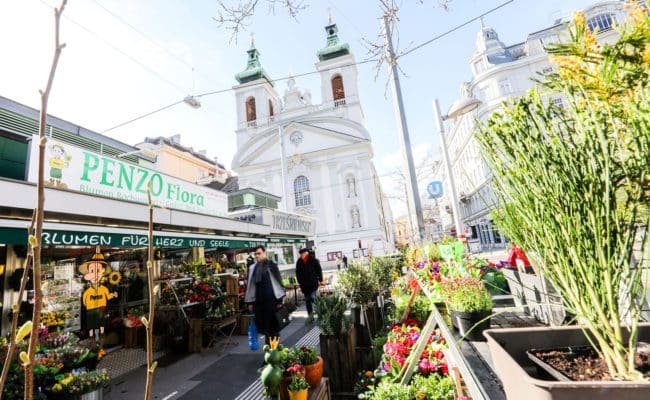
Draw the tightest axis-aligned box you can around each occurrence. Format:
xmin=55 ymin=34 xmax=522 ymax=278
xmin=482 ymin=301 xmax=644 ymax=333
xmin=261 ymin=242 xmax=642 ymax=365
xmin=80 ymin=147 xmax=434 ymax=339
xmin=268 ymin=99 xmax=274 ymax=117
xmin=294 ymin=175 xmax=311 ymax=207
xmin=587 ymin=14 xmax=614 ymax=33
xmin=246 ymin=97 xmax=256 ymax=122
xmin=332 ymin=75 xmax=345 ymax=104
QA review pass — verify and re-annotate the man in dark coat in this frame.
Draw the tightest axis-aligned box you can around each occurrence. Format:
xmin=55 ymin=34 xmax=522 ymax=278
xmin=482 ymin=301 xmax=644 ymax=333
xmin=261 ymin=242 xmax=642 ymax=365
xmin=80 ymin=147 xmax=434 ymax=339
xmin=245 ymin=245 xmax=286 ymax=345
xmin=295 ymin=248 xmax=323 ymax=323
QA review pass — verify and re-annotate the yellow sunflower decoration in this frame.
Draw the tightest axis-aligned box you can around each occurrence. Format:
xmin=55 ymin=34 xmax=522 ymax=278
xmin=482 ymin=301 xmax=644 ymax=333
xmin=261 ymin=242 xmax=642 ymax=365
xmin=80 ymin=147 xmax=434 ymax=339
xmin=108 ymin=271 xmax=122 ymax=285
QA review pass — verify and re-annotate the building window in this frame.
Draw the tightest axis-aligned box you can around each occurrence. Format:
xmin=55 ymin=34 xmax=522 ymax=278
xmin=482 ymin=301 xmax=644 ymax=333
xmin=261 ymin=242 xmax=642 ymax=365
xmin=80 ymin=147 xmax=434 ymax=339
xmin=268 ymin=99 xmax=274 ymax=117
xmin=245 ymin=97 xmax=256 ymax=122
xmin=294 ymin=175 xmax=311 ymax=207
xmin=552 ymin=97 xmax=565 ymax=108
xmin=587 ymin=14 xmax=614 ymax=33
xmin=542 ymin=66 xmax=554 ymax=74
xmin=473 ymin=59 xmax=485 ymax=74
xmin=331 ymin=75 xmax=345 ymax=104
xmin=498 ymin=78 xmax=511 ymax=95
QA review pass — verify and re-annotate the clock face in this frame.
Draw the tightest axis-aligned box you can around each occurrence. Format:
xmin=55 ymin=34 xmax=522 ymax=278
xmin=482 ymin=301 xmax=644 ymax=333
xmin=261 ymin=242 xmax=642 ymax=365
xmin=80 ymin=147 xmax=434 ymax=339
xmin=290 ymin=131 xmax=303 ymax=146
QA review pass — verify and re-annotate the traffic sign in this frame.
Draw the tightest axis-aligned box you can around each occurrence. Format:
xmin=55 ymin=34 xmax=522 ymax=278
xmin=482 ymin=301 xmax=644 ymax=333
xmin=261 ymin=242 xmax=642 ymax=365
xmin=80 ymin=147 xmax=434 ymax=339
xmin=427 ymin=181 xmax=443 ymax=198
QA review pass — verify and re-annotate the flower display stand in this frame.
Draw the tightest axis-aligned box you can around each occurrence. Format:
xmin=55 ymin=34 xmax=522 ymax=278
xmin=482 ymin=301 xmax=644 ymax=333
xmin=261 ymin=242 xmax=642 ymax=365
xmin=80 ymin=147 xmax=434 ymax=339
xmin=320 ymin=326 xmax=357 ymax=396
xmin=80 ymin=389 xmax=103 ymax=400
xmin=309 ymin=378 xmax=331 ymax=400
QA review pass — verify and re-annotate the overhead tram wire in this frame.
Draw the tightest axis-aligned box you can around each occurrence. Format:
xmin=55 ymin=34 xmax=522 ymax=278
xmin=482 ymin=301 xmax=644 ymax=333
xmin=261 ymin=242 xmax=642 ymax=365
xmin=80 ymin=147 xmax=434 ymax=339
xmin=38 ymin=0 xmax=189 ymax=95
xmin=99 ymin=0 xmax=516 ymax=132
xmin=101 ymin=58 xmax=379 ymax=133
xmin=399 ymin=0 xmax=515 ymax=58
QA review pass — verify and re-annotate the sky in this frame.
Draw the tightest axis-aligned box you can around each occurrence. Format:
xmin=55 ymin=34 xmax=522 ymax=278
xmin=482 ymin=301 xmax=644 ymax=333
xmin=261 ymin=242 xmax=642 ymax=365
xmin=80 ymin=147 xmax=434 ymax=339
xmin=0 ymin=0 xmax=598 ymax=217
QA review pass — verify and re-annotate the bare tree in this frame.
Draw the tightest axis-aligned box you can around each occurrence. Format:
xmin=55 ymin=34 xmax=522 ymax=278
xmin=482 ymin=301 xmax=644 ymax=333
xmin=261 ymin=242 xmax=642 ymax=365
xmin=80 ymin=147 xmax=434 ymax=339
xmin=22 ymin=1 xmax=67 ymax=399
xmin=143 ymin=186 xmax=157 ymax=400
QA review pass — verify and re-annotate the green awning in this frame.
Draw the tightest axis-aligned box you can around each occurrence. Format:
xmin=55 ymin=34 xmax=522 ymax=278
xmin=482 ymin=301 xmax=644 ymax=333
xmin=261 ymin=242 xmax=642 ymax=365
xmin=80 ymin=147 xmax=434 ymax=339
xmin=0 ymin=225 xmax=265 ymax=250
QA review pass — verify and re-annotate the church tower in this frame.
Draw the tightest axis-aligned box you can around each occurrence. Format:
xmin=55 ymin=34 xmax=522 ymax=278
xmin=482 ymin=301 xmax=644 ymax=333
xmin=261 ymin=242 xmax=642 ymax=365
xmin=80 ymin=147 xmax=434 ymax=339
xmin=233 ymin=37 xmax=280 ymax=147
xmin=315 ymin=18 xmax=364 ymax=124
xmin=469 ymin=18 xmax=508 ymax=76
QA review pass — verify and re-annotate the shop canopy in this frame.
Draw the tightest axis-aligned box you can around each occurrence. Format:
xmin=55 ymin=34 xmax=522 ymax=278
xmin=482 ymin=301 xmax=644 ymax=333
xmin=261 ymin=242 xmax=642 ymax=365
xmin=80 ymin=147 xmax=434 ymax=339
xmin=0 ymin=219 xmax=266 ymax=250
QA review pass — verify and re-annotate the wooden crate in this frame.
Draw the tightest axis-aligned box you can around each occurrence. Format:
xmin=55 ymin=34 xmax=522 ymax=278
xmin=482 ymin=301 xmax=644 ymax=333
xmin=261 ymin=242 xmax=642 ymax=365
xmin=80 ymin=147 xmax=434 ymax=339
xmin=188 ymin=318 xmax=203 ymax=353
xmin=320 ymin=326 xmax=357 ymax=395
xmin=310 ymin=378 xmax=331 ymax=400
xmin=226 ymin=275 xmax=239 ymax=295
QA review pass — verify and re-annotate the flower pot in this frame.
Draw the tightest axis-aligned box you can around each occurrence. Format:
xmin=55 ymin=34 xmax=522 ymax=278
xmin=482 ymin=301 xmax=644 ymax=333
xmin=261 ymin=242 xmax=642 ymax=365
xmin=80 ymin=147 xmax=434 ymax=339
xmin=484 ymin=323 xmax=650 ymax=400
xmin=288 ymin=389 xmax=308 ymax=400
xmin=304 ymin=356 xmax=324 ymax=388
xmin=450 ymin=310 xmax=491 ymax=342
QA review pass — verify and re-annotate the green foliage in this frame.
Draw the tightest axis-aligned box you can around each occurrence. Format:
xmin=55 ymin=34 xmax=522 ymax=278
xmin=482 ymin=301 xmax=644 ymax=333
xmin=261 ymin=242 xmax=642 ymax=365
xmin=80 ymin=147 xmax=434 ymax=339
xmin=440 ymin=276 xmax=492 ymax=313
xmin=363 ymin=381 xmax=413 ymax=400
xmin=314 ymin=295 xmax=347 ymax=336
xmin=288 ymin=374 xmax=309 ymax=392
xmin=369 ymin=256 xmax=401 ymax=294
xmin=392 ymin=292 xmax=431 ymax=323
xmin=477 ymin=7 xmax=650 ymax=379
xmin=411 ymin=374 xmax=456 ymax=400
xmin=336 ymin=263 xmax=379 ymax=306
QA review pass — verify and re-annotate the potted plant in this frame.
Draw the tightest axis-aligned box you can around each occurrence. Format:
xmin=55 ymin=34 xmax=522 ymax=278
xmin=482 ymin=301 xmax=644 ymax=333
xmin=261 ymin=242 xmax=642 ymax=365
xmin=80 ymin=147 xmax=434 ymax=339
xmin=440 ymin=276 xmax=492 ymax=341
xmin=296 ymin=346 xmax=323 ymax=388
xmin=314 ymin=295 xmax=357 ymax=394
xmin=336 ymin=263 xmax=380 ymax=345
xmin=478 ymin=6 xmax=650 ymax=399
xmin=286 ymin=365 xmax=309 ymax=400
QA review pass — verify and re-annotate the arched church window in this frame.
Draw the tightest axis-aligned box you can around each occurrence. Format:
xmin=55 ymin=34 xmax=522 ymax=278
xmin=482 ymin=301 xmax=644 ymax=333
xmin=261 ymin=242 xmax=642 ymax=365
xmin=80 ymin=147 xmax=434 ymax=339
xmin=268 ymin=99 xmax=274 ymax=117
xmin=345 ymin=175 xmax=357 ymax=198
xmin=332 ymin=75 xmax=345 ymax=102
xmin=351 ymin=206 xmax=361 ymax=228
xmin=294 ymin=175 xmax=311 ymax=207
xmin=246 ymin=97 xmax=256 ymax=122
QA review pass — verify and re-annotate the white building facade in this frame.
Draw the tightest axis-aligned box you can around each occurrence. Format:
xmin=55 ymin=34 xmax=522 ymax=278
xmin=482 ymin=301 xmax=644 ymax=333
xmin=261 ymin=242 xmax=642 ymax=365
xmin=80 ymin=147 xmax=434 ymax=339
xmin=231 ymin=22 xmax=395 ymax=264
xmin=435 ymin=0 xmax=626 ymax=252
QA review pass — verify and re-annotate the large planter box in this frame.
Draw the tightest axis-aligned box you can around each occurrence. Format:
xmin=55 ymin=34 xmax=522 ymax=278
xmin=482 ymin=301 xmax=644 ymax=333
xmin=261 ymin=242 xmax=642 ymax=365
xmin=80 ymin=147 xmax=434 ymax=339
xmin=484 ymin=323 xmax=650 ymax=400
xmin=518 ymin=272 xmax=565 ymax=326
xmin=320 ymin=326 xmax=357 ymax=395
xmin=502 ymin=269 xmax=527 ymax=310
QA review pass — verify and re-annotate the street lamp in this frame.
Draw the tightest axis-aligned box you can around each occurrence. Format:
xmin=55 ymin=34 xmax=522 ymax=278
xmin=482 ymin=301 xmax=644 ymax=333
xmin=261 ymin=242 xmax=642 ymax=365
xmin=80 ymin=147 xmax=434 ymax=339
xmin=433 ymin=97 xmax=482 ymax=239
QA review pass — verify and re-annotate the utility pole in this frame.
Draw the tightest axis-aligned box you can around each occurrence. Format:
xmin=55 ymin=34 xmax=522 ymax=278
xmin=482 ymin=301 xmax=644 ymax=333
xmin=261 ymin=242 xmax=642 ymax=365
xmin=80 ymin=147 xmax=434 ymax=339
xmin=383 ymin=15 xmax=425 ymax=243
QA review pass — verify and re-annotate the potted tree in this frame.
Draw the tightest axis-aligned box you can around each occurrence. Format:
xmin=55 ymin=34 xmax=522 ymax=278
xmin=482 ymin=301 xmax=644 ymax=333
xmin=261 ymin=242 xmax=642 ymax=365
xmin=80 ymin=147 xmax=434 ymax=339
xmin=478 ymin=7 xmax=650 ymax=399
xmin=440 ymin=276 xmax=492 ymax=341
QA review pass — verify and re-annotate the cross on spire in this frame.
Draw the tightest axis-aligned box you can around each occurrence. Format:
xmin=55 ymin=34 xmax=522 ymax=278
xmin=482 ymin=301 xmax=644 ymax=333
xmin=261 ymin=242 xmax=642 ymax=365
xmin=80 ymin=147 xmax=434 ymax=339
xmin=327 ymin=7 xmax=332 ymax=25
xmin=250 ymin=32 xmax=255 ymax=48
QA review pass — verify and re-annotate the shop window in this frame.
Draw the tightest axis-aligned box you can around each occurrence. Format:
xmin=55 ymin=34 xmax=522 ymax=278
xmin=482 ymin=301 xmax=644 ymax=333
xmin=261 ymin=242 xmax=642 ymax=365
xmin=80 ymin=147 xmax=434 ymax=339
xmin=245 ymin=96 xmax=256 ymax=122
xmin=331 ymin=75 xmax=345 ymax=104
xmin=0 ymin=135 xmax=28 ymax=180
xmin=587 ymin=14 xmax=614 ymax=33
xmin=294 ymin=175 xmax=311 ymax=207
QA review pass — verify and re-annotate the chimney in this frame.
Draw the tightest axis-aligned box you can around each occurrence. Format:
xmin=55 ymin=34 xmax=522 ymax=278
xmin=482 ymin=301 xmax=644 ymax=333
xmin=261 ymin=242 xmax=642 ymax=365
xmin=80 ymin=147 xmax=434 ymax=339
xmin=169 ymin=134 xmax=181 ymax=144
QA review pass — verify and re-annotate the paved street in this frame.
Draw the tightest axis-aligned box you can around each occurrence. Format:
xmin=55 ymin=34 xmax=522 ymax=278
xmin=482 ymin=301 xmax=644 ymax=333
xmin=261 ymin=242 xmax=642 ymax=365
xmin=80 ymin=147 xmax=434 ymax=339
xmin=103 ymin=309 xmax=318 ymax=400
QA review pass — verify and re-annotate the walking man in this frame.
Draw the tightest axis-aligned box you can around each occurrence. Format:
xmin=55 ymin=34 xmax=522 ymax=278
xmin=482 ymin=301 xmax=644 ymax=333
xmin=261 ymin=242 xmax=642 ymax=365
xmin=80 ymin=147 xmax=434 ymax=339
xmin=296 ymin=248 xmax=323 ymax=323
xmin=245 ymin=245 xmax=286 ymax=345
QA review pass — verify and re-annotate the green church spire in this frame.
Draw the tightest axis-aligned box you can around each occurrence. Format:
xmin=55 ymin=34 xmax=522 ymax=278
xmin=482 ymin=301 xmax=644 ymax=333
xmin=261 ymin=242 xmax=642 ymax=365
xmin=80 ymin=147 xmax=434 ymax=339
xmin=235 ymin=34 xmax=273 ymax=85
xmin=317 ymin=17 xmax=350 ymax=62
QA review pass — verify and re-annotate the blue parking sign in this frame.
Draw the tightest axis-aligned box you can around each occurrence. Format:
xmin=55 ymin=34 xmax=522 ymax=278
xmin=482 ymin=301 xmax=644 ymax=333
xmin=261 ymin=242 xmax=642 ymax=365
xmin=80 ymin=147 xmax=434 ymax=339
xmin=427 ymin=181 xmax=443 ymax=198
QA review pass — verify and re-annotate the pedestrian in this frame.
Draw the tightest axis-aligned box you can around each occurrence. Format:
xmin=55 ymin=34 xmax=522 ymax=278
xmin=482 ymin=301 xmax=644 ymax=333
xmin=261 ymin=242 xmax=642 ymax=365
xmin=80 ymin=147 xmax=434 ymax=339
xmin=342 ymin=254 xmax=348 ymax=269
xmin=296 ymin=248 xmax=323 ymax=323
xmin=335 ymin=254 xmax=342 ymax=271
xmin=507 ymin=243 xmax=532 ymax=272
xmin=244 ymin=245 xmax=286 ymax=345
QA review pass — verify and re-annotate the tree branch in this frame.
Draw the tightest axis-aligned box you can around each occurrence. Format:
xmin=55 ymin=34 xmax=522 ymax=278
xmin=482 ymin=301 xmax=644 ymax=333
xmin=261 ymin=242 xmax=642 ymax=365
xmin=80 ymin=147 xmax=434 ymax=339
xmin=144 ymin=185 xmax=157 ymax=400
xmin=24 ymin=1 xmax=66 ymax=399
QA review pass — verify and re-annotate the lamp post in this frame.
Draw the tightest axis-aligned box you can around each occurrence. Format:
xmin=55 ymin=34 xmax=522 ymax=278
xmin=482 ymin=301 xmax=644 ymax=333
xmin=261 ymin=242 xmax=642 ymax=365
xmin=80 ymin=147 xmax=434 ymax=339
xmin=433 ymin=97 xmax=482 ymax=238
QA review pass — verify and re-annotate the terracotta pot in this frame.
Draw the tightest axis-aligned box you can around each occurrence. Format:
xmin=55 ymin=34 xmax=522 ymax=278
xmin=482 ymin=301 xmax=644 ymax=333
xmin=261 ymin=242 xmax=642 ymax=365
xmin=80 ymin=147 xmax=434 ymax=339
xmin=484 ymin=323 xmax=650 ymax=400
xmin=288 ymin=389 xmax=308 ymax=400
xmin=304 ymin=356 xmax=323 ymax=388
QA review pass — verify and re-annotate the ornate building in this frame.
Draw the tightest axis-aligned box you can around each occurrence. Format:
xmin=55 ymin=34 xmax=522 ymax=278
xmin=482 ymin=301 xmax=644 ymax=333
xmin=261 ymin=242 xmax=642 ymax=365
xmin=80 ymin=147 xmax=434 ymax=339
xmin=231 ymin=21 xmax=395 ymax=263
xmin=434 ymin=0 xmax=626 ymax=252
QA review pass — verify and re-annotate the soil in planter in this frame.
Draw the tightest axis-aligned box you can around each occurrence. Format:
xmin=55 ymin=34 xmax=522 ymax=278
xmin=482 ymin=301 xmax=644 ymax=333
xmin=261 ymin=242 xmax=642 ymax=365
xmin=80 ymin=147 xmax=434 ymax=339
xmin=531 ymin=346 xmax=650 ymax=381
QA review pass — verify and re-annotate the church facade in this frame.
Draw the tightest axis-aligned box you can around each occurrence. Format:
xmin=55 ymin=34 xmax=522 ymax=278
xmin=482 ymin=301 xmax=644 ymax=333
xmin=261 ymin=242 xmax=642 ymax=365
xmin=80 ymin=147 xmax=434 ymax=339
xmin=231 ymin=21 xmax=395 ymax=263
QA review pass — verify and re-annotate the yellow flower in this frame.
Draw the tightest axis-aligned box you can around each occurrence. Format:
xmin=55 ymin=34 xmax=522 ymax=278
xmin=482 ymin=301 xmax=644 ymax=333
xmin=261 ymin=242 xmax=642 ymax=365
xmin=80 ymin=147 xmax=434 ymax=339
xmin=574 ymin=11 xmax=586 ymax=29
xmin=643 ymin=45 xmax=650 ymax=66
